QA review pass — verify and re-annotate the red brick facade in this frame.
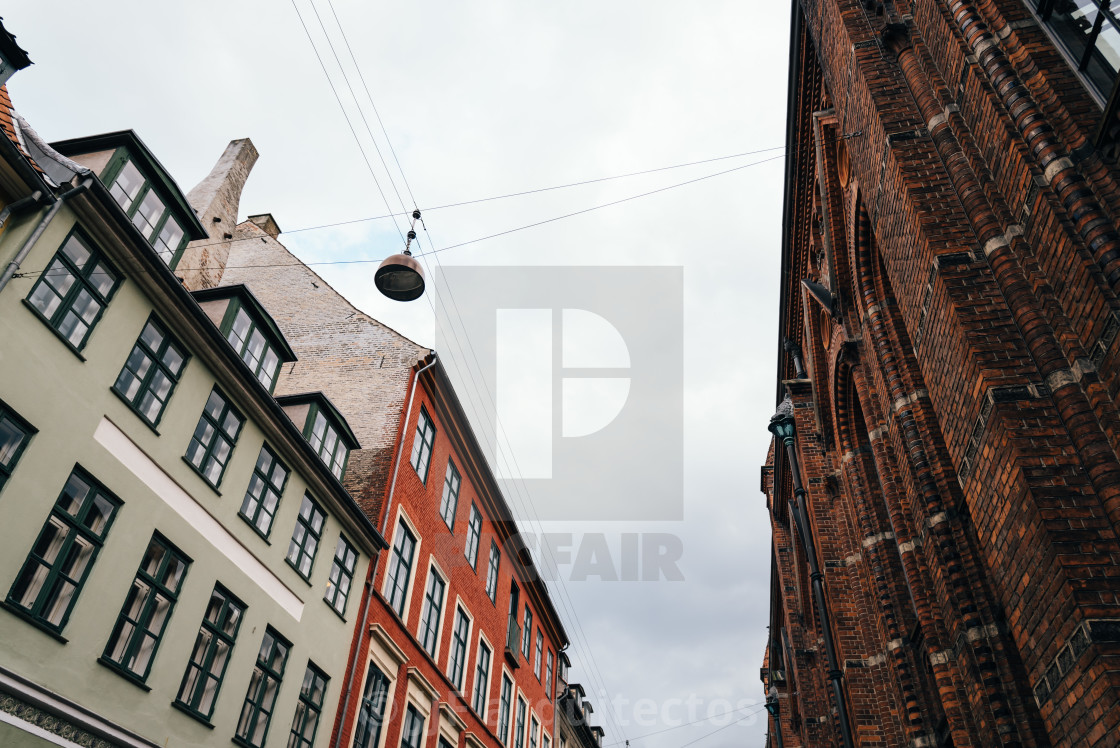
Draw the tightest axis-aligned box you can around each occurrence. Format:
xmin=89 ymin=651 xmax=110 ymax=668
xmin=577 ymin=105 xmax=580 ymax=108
xmin=332 ymin=361 xmax=567 ymax=748
xmin=762 ymin=1 xmax=1120 ymax=747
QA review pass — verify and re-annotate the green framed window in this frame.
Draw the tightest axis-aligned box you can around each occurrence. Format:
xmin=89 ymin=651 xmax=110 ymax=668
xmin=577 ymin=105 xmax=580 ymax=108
xmin=545 ymin=650 xmax=554 ymax=701
xmin=307 ymin=407 xmax=348 ymax=479
xmin=498 ymin=675 xmax=513 ymax=745
xmin=439 ymin=460 xmax=460 ymax=529
xmin=354 ymin=663 xmax=390 ymax=748
xmin=184 ymin=388 xmax=244 ymax=488
xmin=107 ymin=154 xmax=188 ymax=268
xmin=235 ymin=626 xmax=290 ymax=748
xmin=465 ymin=504 xmax=482 ymax=570
xmin=0 ymin=400 xmax=36 ymax=493
xmin=324 ymin=535 xmax=357 ymax=616
xmin=472 ymin=639 xmax=491 ymax=717
xmin=514 ymin=697 xmax=527 ymax=748
xmin=102 ymin=534 xmax=190 ymax=682
xmin=240 ymin=445 xmax=289 ymax=538
xmin=385 ymin=520 xmax=416 ymax=618
xmin=175 ymin=585 xmax=245 ymax=721
xmin=112 ymin=316 xmax=188 ymax=427
xmin=286 ymin=494 xmax=325 ymax=580
xmin=418 ymin=567 xmax=445 ymax=657
xmin=448 ymin=606 xmax=470 ymax=691
xmin=534 ymin=629 xmax=543 ymax=680
xmin=26 ymin=230 xmax=120 ymax=351
xmin=409 ymin=407 xmax=435 ymax=483
xmin=400 ymin=704 xmax=425 ymax=748
xmin=485 ymin=542 xmax=500 ymax=603
xmin=7 ymin=468 xmax=120 ymax=632
xmin=225 ymin=303 xmax=283 ymax=392
xmin=288 ymin=662 xmax=329 ymax=748
xmin=521 ymin=605 xmax=533 ymax=660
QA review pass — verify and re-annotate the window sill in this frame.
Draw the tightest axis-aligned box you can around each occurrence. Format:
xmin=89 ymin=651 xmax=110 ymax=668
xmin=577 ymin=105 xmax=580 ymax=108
xmin=285 ymin=557 xmax=314 ymax=587
xmin=171 ymin=700 xmax=215 ymax=729
xmin=21 ymin=299 xmax=88 ymax=362
xmin=238 ymin=513 xmax=273 ymax=545
xmin=96 ymin=656 xmax=152 ymax=691
xmin=324 ymin=597 xmax=348 ymax=623
xmin=110 ymin=387 xmax=162 ymax=436
xmin=0 ymin=600 xmax=69 ymax=643
xmin=233 ymin=734 xmax=263 ymax=748
xmin=181 ymin=455 xmax=223 ymax=496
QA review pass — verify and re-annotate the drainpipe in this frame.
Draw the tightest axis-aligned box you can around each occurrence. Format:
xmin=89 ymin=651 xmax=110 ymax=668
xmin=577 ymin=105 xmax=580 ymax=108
xmin=0 ymin=178 xmax=92 ymax=293
xmin=768 ymin=398 xmax=855 ymax=748
xmin=380 ymin=353 xmax=438 ymax=535
xmin=333 ymin=352 xmax=438 ymax=748
xmin=765 ymin=687 xmax=784 ymax=748
xmin=332 ymin=559 xmax=377 ymax=748
xmin=0 ymin=190 xmax=43 ymax=232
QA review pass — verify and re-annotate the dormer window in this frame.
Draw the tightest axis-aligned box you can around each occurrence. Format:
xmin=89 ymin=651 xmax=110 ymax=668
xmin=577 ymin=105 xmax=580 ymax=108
xmin=108 ymin=156 xmax=187 ymax=267
xmin=309 ymin=408 xmax=347 ymax=478
xmin=277 ymin=393 xmax=360 ymax=481
xmin=228 ymin=305 xmax=282 ymax=390
xmin=49 ymin=132 xmax=207 ymax=270
xmin=191 ymin=285 xmax=297 ymax=395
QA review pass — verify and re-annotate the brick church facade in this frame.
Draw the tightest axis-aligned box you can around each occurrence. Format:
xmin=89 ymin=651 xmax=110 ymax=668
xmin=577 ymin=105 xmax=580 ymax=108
xmin=761 ymin=1 xmax=1120 ymax=747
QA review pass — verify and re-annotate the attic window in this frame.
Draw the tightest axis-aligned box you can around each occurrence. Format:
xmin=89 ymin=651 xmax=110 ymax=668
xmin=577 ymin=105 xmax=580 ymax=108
xmin=107 ymin=155 xmax=187 ymax=268
xmin=308 ymin=408 xmax=349 ymax=480
xmin=276 ymin=393 xmax=360 ymax=482
xmin=227 ymin=305 xmax=283 ymax=392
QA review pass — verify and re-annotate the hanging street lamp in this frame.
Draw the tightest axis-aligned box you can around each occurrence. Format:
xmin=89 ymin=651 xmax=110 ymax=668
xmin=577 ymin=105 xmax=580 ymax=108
xmin=375 ymin=209 xmax=426 ymax=301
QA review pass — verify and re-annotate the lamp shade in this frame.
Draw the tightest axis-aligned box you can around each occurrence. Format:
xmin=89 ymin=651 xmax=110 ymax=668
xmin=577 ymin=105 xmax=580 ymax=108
xmin=375 ymin=253 xmax=426 ymax=302
xmin=768 ymin=396 xmax=796 ymax=440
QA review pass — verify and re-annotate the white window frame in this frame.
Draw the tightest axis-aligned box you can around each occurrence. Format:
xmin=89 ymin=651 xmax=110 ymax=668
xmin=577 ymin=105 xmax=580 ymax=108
xmin=417 ymin=557 xmax=450 ymax=662
xmin=382 ymin=507 xmax=423 ymax=625
xmin=447 ymin=598 xmax=474 ymax=692
xmin=472 ymin=631 xmax=495 ymax=722
xmin=348 ymin=624 xmax=407 ymax=748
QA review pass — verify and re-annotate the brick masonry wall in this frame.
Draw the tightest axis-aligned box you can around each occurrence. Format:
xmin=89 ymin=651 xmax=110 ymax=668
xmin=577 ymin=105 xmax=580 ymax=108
xmin=765 ymin=1 xmax=1120 ymax=747
xmin=208 ymin=220 xmax=429 ymax=520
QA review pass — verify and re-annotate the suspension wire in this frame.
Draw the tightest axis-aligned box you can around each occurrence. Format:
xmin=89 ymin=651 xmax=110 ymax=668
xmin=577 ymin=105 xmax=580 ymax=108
xmin=305 ymin=0 xmax=412 ymax=218
xmin=415 ymin=155 xmax=784 ymax=257
xmin=308 ymin=4 xmax=640 ymax=741
xmin=289 ymin=0 xmax=405 ymax=241
xmin=298 ymin=0 xmax=640 ymax=730
xmin=10 ymin=154 xmax=786 ymax=281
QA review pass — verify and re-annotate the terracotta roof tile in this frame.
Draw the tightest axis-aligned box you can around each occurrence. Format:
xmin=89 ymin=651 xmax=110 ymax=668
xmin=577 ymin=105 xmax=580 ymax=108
xmin=0 ymin=85 xmax=43 ymax=174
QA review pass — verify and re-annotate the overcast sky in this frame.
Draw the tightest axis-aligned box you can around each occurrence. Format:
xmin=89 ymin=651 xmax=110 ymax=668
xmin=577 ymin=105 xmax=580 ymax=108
xmin=4 ymin=3 xmax=788 ymax=747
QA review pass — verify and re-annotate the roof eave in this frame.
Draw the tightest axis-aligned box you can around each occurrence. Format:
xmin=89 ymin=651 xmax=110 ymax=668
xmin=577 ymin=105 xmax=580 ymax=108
xmin=50 ymin=130 xmax=208 ymax=240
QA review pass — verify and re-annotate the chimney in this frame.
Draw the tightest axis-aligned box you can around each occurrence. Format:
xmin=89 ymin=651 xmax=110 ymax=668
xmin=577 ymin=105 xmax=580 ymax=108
xmin=177 ymin=139 xmax=258 ymax=290
xmin=248 ymin=213 xmax=282 ymax=239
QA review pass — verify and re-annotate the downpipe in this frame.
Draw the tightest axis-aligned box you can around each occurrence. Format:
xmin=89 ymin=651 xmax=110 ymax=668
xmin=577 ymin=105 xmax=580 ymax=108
xmin=0 ymin=178 xmax=91 ymax=293
xmin=333 ymin=352 xmax=438 ymax=748
xmin=779 ymin=435 xmax=855 ymax=748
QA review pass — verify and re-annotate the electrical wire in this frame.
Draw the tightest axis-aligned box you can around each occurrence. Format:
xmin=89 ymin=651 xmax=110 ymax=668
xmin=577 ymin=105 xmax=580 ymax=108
xmin=301 ymin=3 xmax=643 ymax=742
xmin=289 ymin=0 xmax=406 ymax=241
xmin=415 ymin=154 xmax=784 ymax=257
xmin=11 ymin=152 xmax=785 ymax=280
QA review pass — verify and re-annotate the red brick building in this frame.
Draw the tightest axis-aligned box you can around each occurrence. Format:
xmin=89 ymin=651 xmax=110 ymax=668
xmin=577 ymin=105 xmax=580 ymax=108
xmin=331 ymin=356 xmax=568 ymax=748
xmin=762 ymin=1 xmax=1120 ymax=747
